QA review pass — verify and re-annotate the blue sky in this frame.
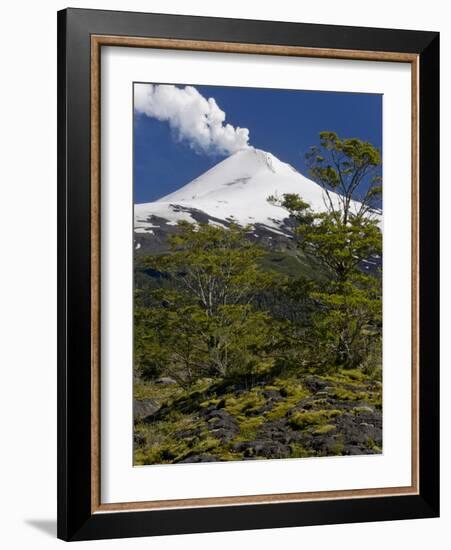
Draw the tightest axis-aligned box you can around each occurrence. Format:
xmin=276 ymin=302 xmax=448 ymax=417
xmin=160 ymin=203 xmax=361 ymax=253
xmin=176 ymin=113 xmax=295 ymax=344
xmin=134 ymin=84 xmax=382 ymax=204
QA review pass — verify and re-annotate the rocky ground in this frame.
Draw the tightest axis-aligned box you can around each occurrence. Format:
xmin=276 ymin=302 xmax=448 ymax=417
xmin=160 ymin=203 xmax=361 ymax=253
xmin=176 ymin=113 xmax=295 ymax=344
xmin=133 ymin=369 xmax=382 ymax=465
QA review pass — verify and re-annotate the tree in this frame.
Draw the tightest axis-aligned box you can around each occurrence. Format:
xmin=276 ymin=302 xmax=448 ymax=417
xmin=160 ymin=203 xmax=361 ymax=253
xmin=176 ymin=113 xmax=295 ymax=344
xmin=270 ymin=132 xmax=383 ymax=284
xmin=148 ymin=221 xmax=273 ymax=315
xmin=269 ymin=132 xmax=383 ymax=372
xmin=280 ymin=196 xmax=381 ymax=283
xmin=305 ymin=131 xmax=382 ymax=224
xmin=135 ymin=222 xmax=279 ymax=387
xmin=308 ymin=275 xmax=381 ymax=371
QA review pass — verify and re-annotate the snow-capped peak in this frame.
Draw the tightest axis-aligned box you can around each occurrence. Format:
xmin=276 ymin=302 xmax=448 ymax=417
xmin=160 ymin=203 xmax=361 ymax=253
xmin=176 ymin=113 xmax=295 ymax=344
xmin=134 ymin=148 xmax=364 ymax=236
xmin=158 ymin=147 xmax=297 ymax=204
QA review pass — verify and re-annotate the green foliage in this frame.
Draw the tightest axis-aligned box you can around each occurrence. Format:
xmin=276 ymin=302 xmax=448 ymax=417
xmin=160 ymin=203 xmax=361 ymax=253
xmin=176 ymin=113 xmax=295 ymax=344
xmin=269 ymin=132 xmax=382 ymax=373
xmin=308 ymin=275 xmax=381 ymax=371
xmin=234 ymin=417 xmax=265 ymax=441
xmin=268 ymin=193 xmax=315 ymax=225
xmin=289 ymin=443 xmax=316 ymax=458
xmin=265 ymin=380 xmax=309 ymax=420
xmin=135 ymin=222 xmax=281 ymax=387
xmin=289 ymin=409 xmax=341 ymax=430
xmin=295 ymin=213 xmax=382 ymax=283
xmin=313 ymin=424 xmax=336 ymax=435
xmin=146 ymin=221 xmax=274 ymax=316
xmin=305 ymin=131 xmax=382 ymax=222
xmin=224 ymin=390 xmax=267 ymax=417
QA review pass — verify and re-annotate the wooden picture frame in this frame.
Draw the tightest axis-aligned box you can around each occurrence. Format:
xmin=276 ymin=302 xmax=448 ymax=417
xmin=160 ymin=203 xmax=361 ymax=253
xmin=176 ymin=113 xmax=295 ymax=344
xmin=57 ymin=7 xmax=439 ymax=541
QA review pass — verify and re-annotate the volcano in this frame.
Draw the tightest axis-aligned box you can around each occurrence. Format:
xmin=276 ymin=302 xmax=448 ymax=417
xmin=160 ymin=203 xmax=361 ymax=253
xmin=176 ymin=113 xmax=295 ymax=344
xmin=133 ymin=147 xmax=382 ymax=266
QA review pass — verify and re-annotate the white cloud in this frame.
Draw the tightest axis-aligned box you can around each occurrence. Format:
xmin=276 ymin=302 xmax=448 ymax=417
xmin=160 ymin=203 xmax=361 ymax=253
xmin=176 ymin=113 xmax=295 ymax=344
xmin=134 ymin=84 xmax=250 ymax=156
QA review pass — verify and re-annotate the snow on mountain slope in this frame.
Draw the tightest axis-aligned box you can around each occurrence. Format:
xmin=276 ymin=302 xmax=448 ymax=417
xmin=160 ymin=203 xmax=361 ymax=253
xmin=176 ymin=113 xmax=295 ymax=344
xmin=134 ymin=148 xmax=366 ymax=236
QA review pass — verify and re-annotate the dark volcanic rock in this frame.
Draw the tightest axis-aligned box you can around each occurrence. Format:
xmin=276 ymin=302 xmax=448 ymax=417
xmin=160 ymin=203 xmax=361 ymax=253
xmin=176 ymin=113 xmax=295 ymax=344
xmin=134 ymin=398 xmax=160 ymax=422
xmin=232 ymin=439 xmax=291 ymax=459
xmin=262 ymin=389 xmax=282 ymax=400
xmin=252 ymin=390 xmax=283 ymax=414
xmin=253 ymin=403 xmax=382 ymax=458
xmin=303 ymin=376 xmax=332 ymax=394
xmin=178 ymin=453 xmax=220 ymax=463
xmin=289 ymin=396 xmax=329 ymax=413
xmin=309 ymin=434 xmax=343 ymax=455
xmin=335 ymin=411 xmax=382 ymax=455
xmin=256 ymin=419 xmax=293 ymax=444
xmin=202 ymin=408 xmax=239 ymax=442
xmin=355 ymin=409 xmax=382 ymax=429
xmin=175 ymin=426 xmax=203 ymax=439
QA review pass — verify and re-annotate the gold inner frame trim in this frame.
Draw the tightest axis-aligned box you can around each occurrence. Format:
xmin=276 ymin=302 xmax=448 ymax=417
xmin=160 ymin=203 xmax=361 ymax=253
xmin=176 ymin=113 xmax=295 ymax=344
xmin=90 ymin=34 xmax=420 ymax=514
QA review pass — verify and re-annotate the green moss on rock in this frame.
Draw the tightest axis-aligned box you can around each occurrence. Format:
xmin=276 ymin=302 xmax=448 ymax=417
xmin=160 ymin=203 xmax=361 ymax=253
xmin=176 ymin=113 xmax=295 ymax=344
xmin=289 ymin=409 xmax=341 ymax=430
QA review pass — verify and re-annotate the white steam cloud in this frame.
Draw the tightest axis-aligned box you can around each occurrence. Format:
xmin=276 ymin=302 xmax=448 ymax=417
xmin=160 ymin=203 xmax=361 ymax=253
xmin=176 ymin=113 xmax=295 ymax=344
xmin=134 ymin=84 xmax=250 ymax=155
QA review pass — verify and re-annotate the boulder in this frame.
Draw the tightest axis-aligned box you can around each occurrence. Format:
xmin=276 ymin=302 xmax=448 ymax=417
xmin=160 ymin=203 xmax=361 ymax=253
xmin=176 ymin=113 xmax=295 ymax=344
xmin=134 ymin=398 xmax=160 ymax=421
xmin=203 ymin=409 xmax=239 ymax=442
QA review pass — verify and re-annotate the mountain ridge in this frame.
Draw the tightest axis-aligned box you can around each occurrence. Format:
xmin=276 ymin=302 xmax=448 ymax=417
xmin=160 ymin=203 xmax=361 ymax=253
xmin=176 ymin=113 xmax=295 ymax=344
xmin=134 ymin=147 xmax=366 ymax=238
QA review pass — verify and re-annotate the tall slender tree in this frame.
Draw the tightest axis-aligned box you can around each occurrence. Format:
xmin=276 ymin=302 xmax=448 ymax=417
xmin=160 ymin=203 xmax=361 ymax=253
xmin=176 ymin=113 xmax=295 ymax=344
xmin=305 ymin=131 xmax=382 ymax=224
xmin=269 ymin=132 xmax=382 ymax=371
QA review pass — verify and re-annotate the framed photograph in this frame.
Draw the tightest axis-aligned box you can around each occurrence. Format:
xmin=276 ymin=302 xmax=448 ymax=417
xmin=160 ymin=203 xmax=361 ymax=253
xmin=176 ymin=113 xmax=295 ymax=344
xmin=57 ymin=8 xmax=439 ymax=541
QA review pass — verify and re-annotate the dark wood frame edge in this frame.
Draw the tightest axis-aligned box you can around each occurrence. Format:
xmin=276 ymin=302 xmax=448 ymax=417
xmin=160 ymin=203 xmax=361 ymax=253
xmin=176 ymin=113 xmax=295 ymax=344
xmin=58 ymin=8 xmax=440 ymax=541
xmin=89 ymin=34 xmax=420 ymax=514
